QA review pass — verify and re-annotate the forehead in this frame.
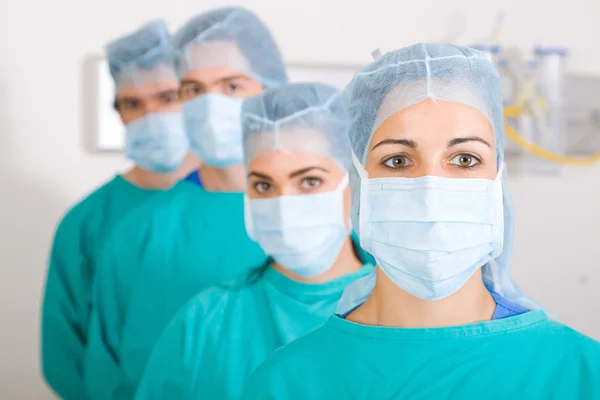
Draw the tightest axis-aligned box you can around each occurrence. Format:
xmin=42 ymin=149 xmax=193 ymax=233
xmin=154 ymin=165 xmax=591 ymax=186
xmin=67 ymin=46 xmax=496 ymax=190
xmin=245 ymin=127 xmax=332 ymax=162
xmin=116 ymin=78 xmax=179 ymax=98
xmin=180 ymin=40 xmax=250 ymax=78
xmin=372 ymin=99 xmax=495 ymax=146
xmin=249 ymin=149 xmax=343 ymax=176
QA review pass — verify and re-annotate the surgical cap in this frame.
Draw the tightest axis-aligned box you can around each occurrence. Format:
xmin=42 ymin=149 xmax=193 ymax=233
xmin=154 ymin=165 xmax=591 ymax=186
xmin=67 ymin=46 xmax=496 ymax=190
xmin=344 ymin=43 xmax=540 ymax=310
xmin=241 ymin=83 xmax=351 ymax=170
xmin=105 ymin=20 xmax=177 ymax=90
xmin=173 ymin=7 xmax=288 ymax=87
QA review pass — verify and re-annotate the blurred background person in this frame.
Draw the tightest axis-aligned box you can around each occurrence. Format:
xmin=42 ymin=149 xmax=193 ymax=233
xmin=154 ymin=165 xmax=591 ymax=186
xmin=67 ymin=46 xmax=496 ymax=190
xmin=83 ymin=7 xmax=288 ymax=399
xmin=40 ymin=20 xmax=197 ymax=400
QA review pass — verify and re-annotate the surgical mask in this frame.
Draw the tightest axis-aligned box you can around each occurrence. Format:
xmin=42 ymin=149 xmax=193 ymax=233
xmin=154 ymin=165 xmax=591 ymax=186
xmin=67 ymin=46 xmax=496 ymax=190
xmin=125 ymin=112 xmax=189 ymax=173
xmin=353 ymin=153 xmax=504 ymax=301
xmin=183 ymin=93 xmax=243 ymax=167
xmin=245 ymin=174 xmax=350 ymax=278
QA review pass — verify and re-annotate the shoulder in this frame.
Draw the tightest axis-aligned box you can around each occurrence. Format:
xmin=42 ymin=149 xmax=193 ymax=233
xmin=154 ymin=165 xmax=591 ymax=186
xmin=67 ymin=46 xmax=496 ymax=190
xmin=539 ymin=319 xmax=600 ymax=350
xmin=101 ymin=182 xmax=201 ymax=245
xmin=245 ymin=323 xmax=335 ymax=399
xmin=254 ymin=321 xmax=333 ymax=376
xmin=170 ymin=282 xmax=254 ymax=336
xmin=52 ymin=178 xmax=121 ymax=240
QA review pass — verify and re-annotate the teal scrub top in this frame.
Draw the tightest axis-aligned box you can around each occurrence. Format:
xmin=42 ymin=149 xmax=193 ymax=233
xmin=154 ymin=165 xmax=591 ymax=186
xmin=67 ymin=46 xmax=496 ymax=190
xmin=135 ymin=263 xmax=375 ymax=400
xmin=84 ymin=182 xmax=267 ymax=400
xmin=245 ymin=311 xmax=600 ymax=399
xmin=41 ymin=175 xmax=163 ymax=400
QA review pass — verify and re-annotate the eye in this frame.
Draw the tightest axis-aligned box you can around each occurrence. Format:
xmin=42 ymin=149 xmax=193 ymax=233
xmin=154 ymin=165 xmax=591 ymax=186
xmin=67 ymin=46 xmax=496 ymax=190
xmin=382 ymin=155 xmax=413 ymax=169
xmin=225 ymin=82 xmax=242 ymax=95
xmin=450 ymin=154 xmax=480 ymax=168
xmin=160 ymin=92 xmax=179 ymax=105
xmin=180 ymin=83 xmax=202 ymax=99
xmin=121 ymin=99 xmax=141 ymax=110
xmin=253 ymin=181 xmax=272 ymax=194
xmin=300 ymin=177 xmax=322 ymax=190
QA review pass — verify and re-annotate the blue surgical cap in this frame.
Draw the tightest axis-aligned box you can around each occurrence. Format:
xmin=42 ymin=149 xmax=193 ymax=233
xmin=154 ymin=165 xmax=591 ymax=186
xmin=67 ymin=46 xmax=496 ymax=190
xmin=173 ymin=7 xmax=288 ymax=88
xmin=241 ymin=83 xmax=351 ymax=170
xmin=105 ymin=20 xmax=177 ymax=90
xmin=344 ymin=43 xmax=540 ymax=310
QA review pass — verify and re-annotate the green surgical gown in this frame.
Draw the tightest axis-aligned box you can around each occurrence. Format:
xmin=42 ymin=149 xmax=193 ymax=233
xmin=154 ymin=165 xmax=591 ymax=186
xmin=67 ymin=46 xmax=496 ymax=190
xmin=245 ymin=311 xmax=600 ymax=399
xmin=41 ymin=175 xmax=164 ymax=400
xmin=84 ymin=182 xmax=267 ymax=400
xmin=134 ymin=263 xmax=375 ymax=400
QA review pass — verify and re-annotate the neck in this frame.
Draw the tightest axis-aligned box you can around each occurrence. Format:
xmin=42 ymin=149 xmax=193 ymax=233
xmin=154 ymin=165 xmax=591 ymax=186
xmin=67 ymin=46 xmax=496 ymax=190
xmin=122 ymin=152 xmax=200 ymax=190
xmin=273 ymin=236 xmax=363 ymax=284
xmin=348 ymin=267 xmax=496 ymax=328
xmin=199 ymin=164 xmax=247 ymax=192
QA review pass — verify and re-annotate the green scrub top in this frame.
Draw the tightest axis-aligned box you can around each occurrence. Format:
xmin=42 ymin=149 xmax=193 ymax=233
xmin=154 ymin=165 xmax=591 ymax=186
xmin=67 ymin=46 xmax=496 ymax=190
xmin=135 ymin=263 xmax=375 ymax=400
xmin=244 ymin=311 xmax=600 ymax=399
xmin=41 ymin=175 xmax=163 ymax=400
xmin=83 ymin=182 xmax=267 ymax=400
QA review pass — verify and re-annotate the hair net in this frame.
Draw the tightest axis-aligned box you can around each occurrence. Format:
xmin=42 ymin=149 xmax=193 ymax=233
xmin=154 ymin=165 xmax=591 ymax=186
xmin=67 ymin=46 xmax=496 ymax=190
xmin=241 ymin=82 xmax=351 ymax=170
xmin=344 ymin=43 xmax=541 ymax=310
xmin=105 ymin=20 xmax=178 ymax=90
xmin=173 ymin=7 xmax=287 ymax=88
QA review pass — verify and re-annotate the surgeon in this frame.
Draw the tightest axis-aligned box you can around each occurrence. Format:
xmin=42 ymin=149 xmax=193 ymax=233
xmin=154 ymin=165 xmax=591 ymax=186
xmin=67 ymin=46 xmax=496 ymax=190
xmin=40 ymin=20 xmax=198 ymax=400
xmin=133 ymin=82 xmax=373 ymax=400
xmin=244 ymin=44 xmax=600 ymax=400
xmin=83 ymin=8 xmax=287 ymax=399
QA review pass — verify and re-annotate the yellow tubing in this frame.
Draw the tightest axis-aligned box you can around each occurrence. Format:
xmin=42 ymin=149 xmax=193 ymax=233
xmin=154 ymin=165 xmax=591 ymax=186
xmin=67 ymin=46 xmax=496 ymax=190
xmin=503 ymin=108 xmax=600 ymax=166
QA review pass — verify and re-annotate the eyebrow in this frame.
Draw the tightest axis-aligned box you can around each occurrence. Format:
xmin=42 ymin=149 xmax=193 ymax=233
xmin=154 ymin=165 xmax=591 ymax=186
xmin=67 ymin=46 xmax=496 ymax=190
xmin=371 ymin=139 xmax=418 ymax=151
xmin=289 ymin=166 xmax=329 ymax=178
xmin=180 ymin=79 xmax=205 ymax=87
xmin=447 ymin=136 xmax=492 ymax=148
xmin=214 ymin=74 xmax=252 ymax=85
xmin=114 ymin=96 xmax=140 ymax=104
xmin=155 ymin=89 xmax=179 ymax=97
xmin=247 ymin=171 xmax=273 ymax=181
xmin=181 ymin=74 xmax=250 ymax=88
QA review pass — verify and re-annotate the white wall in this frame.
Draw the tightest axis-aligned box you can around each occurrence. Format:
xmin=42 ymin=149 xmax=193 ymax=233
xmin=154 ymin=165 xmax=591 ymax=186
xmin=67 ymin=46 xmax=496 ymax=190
xmin=0 ymin=0 xmax=599 ymax=397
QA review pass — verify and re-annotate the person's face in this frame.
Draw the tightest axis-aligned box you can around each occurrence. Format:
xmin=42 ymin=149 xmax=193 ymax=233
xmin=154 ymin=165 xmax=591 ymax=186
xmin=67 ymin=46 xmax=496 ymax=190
xmin=365 ymin=99 xmax=497 ymax=180
xmin=115 ymin=79 xmax=181 ymax=125
xmin=179 ymin=66 xmax=264 ymax=101
xmin=247 ymin=149 xmax=350 ymax=224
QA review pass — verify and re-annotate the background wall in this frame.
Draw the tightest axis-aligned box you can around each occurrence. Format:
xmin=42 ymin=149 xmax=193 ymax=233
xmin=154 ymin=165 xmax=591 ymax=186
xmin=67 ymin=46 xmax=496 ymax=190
xmin=0 ymin=0 xmax=598 ymax=398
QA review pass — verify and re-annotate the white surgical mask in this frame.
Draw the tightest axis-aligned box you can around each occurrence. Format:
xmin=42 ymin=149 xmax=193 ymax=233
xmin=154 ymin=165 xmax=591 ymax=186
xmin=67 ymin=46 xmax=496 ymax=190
xmin=245 ymin=174 xmax=350 ymax=278
xmin=182 ymin=93 xmax=243 ymax=167
xmin=125 ymin=112 xmax=189 ymax=173
xmin=353 ymin=152 xmax=504 ymax=301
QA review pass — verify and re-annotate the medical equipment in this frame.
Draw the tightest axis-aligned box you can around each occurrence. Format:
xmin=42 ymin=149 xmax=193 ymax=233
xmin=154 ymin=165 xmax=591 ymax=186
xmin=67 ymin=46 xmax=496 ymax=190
xmin=470 ymin=14 xmax=600 ymax=171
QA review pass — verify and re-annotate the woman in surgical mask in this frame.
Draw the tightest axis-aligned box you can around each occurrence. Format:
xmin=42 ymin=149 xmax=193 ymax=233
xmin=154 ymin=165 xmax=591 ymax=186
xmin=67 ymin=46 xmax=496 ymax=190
xmin=243 ymin=44 xmax=600 ymax=400
xmin=134 ymin=83 xmax=374 ymax=400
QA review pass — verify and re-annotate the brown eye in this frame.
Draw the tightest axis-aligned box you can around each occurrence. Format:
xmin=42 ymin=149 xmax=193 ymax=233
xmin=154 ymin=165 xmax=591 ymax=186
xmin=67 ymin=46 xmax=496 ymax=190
xmin=450 ymin=154 xmax=479 ymax=168
xmin=254 ymin=182 xmax=271 ymax=194
xmin=226 ymin=82 xmax=241 ymax=94
xmin=119 ymin=99 xmax=141 ymax=110
xmin=383 ymin=155 xmax=412 ymax=169
xmin=300 ymin=177 xmax=322 ymax=190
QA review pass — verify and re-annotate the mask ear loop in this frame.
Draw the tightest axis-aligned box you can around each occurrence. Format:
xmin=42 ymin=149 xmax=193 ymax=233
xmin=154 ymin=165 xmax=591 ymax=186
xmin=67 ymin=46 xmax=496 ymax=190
xmin=337 ymin=173 xmax=350 ymax=190
xmin=492 ymin=162 xmax=506 ymax=258
xmin=351 ymin=151 xmax=370 ymax=252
